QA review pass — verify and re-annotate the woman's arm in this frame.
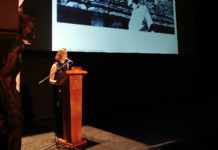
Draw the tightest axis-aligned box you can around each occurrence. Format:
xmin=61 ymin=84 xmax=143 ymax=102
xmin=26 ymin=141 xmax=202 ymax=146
xmin=49 ymin=64 xmax=57 ymax=85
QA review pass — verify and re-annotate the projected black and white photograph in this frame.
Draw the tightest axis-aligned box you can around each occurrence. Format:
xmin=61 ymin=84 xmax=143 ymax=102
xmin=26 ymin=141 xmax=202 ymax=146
xmin=57 ymin=0 xmax=175 ymax=34
xmin=52 ymin=0 xmax=178 ymax=54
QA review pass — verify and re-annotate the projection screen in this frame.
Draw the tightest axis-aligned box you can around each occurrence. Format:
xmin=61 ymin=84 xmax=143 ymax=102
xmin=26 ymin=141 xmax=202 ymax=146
xmin=52 ymin=0 xmax=178 ymax=54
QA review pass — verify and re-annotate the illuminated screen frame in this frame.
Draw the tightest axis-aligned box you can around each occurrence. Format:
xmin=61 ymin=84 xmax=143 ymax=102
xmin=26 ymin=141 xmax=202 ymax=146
xmin=52 ymin=0 xmax=178 ymax=54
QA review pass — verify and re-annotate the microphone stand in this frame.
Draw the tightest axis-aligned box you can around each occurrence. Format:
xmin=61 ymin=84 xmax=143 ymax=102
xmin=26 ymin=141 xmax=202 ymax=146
xmin=38 ymin=61 xmax=73 ymax=85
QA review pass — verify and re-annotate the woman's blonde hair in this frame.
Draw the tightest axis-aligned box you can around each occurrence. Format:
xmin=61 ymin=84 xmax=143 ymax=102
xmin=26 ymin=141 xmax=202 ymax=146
xmin=55 ymin=48 xmax=67 ymax=61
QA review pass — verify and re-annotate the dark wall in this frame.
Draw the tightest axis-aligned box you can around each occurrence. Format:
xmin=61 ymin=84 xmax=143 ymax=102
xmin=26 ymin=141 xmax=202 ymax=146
xmin=22 ymin=0 xmax=52 ymax=50
xmin=176 ymin=0 xmax=198 ymax=54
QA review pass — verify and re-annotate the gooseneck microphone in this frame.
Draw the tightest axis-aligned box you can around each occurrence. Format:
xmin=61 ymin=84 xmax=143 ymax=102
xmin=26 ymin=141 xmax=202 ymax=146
xmin=65 ymin=58 xmax=73 ymax=63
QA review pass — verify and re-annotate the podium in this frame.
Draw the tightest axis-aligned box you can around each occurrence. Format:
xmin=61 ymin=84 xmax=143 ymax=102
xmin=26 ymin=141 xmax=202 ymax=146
xmin=58 ymin=66 xmax=87 ymax=148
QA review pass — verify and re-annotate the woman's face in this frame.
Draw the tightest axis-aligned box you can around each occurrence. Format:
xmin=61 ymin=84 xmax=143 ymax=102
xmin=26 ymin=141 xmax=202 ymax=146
xmin=62 ymin=52 xmax=67 ymax=60
xmin=60 ymin=52 xmax=67 ymax=62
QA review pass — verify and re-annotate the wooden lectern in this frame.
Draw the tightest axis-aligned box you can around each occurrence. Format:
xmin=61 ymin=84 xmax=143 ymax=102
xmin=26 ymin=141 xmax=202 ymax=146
xmin=58 ymin=66 xmax=87 ymax=148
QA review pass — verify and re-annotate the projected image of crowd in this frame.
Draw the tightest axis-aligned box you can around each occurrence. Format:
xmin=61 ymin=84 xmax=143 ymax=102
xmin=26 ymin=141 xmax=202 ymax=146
xmin=57 ymin=0 xmax=175 ymax=34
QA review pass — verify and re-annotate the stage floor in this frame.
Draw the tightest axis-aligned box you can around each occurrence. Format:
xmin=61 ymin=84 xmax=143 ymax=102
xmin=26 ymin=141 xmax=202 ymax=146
xmin=21 ymin=116 xmax=200 ymax=150
xmin=21 ymin=125 xmax=149 ymax=150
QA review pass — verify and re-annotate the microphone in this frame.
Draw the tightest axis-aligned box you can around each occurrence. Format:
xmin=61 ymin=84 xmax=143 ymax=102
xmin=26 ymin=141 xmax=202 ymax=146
xmin=65 ymin=58 xmax=73 ymax=63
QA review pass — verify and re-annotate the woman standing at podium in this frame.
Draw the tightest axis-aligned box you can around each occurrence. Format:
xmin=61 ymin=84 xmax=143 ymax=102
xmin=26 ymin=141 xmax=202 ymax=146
xmin=49 ymin=48 xmax=70 ymax=139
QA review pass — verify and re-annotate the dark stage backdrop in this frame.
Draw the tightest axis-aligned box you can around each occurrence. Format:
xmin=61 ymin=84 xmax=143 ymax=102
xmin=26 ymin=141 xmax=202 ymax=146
xmin=22 ymin=0 xmax=199 ymax=54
